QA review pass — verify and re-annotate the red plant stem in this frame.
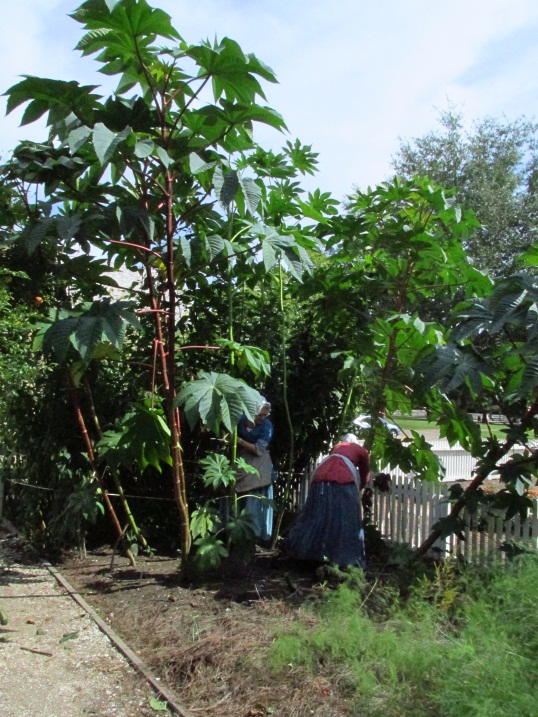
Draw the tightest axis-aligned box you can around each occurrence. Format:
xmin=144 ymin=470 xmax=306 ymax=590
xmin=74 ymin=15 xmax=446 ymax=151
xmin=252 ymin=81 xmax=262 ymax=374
xmin=66 ymin=369 xmax=136 ymax=566
xmin=107 ymin=238 xmax=162 ymax=259
xmin=162 ymin=174 xmax=191 ymax=576
xmin=176 ymin=345 xmax=220 ymax=351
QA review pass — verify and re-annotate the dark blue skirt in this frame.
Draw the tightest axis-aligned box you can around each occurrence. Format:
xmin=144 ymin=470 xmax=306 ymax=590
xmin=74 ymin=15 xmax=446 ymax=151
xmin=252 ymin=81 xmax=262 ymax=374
xmin=284 ymin=481 xmax=366 ymax=568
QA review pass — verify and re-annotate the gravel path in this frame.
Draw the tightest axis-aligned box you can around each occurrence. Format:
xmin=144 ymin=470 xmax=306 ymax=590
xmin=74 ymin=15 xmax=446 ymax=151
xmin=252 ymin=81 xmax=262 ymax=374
xmin=0 ymin=522 xmax=157 ymax=717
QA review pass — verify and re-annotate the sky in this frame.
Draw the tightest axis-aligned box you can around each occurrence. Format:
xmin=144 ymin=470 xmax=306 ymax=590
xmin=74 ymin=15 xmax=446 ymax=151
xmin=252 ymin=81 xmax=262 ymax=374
xmin=1 ymin=0 xmax=538 ymax=201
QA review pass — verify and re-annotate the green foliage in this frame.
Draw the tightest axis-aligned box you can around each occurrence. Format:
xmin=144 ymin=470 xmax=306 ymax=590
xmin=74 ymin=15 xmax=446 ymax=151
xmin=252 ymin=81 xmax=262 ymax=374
xmin=435 ymin=556 xmax=538 ymax=717
xmin=190 ymin=504 xmax=219 ymax=541
xmin=199 ymin=453 xmax=238 ymax=489
xmin=215 ymin=339 xmax=271 ymax=380
xmin=308 ymin=176 xmax=486 ymax=468
xmin=392 ymin=108 xmax=538 ymax=275
xmin=4 ymin=0 xmax=536 ymax=565
xmin=269 ymin=557 xmax=538 ymax=716
xmin=0 ymin=279 xmax=41 ymax=422
xmin=189 ymin=452 xmax=259 ymax=570
xmin=1 ymin=0 xmax=330 ymax=566
xmin=34 ymin=299 xmax=141 ymax=365
xmin=192 ymin=535 xmax=228 ymax=571
xmin=148 ymin=695 xmax=171 ymax=713
xmin=225 ymin=507 xmax=256 ymax=543
xmin=98 ymin=400 xmax=172 ymax=473
xmin=177 ymin=372 xmax=264 ymax=434
xmin=63 ymin=476 xmax=104 ymax=524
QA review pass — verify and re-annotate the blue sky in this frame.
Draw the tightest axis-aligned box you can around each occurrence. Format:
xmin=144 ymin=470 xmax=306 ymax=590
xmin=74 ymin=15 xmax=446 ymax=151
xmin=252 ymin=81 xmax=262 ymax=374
xmin=2 ymin=0 xmax=538 ymax=201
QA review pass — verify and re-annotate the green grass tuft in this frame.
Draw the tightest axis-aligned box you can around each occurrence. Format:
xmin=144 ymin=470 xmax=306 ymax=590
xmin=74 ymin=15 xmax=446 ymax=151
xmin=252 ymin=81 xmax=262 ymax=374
xmin=269 ymin=556 xmax=538 ymax=716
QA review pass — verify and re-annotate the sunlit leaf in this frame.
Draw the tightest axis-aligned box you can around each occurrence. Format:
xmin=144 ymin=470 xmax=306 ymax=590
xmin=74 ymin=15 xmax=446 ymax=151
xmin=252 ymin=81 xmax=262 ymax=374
xmin=176 ymin=372 xmax=263 ymax=434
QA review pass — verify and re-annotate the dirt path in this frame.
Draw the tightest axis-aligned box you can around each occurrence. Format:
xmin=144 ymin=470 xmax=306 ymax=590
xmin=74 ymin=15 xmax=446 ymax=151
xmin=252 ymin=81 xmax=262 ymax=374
xmin=0 ymin=522 xmax=161 ymax=717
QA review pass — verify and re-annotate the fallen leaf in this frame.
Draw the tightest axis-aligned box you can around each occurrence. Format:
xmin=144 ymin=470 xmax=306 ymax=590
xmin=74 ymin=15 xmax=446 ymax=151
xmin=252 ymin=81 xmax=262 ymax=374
xmin=149 ymin=695 xmax=170 ymax=712
xmin=59 ymin=631 xmax=79 ymax=643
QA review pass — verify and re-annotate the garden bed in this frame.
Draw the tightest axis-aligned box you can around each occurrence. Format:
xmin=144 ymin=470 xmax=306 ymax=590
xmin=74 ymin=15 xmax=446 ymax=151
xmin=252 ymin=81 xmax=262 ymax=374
xmin=60 ymin=546 xmax=353 ymax=717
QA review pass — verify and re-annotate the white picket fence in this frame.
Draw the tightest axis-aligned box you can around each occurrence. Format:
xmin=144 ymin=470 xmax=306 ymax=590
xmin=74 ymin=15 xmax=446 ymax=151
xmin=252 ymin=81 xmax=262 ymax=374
xmin=371 ymin=442 xmax=537 ymax=562
xmin=371 ymin=473 xmax=538 ymax=562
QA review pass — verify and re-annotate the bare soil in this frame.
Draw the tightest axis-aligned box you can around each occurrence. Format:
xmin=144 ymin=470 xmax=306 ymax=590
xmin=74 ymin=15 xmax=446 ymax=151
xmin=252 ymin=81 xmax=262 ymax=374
xmin=59 ymin=545 xmax=353 ymax=717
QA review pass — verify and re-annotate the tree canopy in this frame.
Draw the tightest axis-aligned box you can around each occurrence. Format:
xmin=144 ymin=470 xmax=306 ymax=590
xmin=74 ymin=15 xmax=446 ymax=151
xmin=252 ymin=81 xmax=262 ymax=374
xmin=392 ymin=108 xmax=538 ymax=276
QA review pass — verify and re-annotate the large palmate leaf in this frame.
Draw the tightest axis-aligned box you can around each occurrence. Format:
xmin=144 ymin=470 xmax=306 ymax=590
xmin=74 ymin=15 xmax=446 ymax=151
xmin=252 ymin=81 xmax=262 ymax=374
xmin=186 ymin=37 xmax=276 ymax=105
xmin=220 ymin=102 xmax=286 ymax=133
xmin=176 ymin=372 xmax=264 ymax=434
xmin=39 ymin=316 xmax=80 ymax=362
xmin=519 ymin=357 xmax=538 ymax=397
xmin=216 ymin=340 xmax=271 ymax=379
xmin=92 ymin=123 xmax=130 ymax=166
xmin=189 ymin=152 xmax=216 ymax=175
xmin=454 ymin=274 xmax=538 ymax=341
xmin=116 ymin=204 xmax=155 ymax=243
xmin=98 ymin=401 xmax=172 ymax=473
xmin=199 ymin=453 xmax=237 ymax=489
xmin=5 ymin=76 xmax=100 ymax=126
xmin=258 ymin=226 xmax=294 ymax=272
xmin=238 ymin=176 xmax=261 ymax=215
xmin=420 ymin=344 xmax=489 ymax=397
xmin=40 ymin=299 xmax=141 ymax=363
xmin=192 ymin=536 xmax=228 ymax=570
xmin=5 ymin=142 xmax=87 ymax=195
xmin=117 ymin=402 xmax=172 ymax=472
xmin=72 ymin=0 xmax=180 ymax=56
xmin=213 ymin=167 xmax=239 ymax=208
xmin=285 ymin=139 xmax=319 ymax=176
xmin=75 ymin=299 xmax=141 ymax=359
xmin=190 ymin=504 xmax=220 ymax=540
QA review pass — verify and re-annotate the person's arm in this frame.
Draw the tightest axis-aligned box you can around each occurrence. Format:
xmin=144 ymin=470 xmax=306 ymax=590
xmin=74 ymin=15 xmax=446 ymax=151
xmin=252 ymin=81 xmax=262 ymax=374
xmin=237 ymin=435 xmax=258 ymax=454
xmin=238 ymin=419 xmax=272 ymax=455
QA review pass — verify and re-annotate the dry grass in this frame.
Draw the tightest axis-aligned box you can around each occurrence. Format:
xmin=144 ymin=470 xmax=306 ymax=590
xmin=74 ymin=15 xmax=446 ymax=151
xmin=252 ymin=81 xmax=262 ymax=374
xmin=62 ymin=550 xmax=355 ymax=716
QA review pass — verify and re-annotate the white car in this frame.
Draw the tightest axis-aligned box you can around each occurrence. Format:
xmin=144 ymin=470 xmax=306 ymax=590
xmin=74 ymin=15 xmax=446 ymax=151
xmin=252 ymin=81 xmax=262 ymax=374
xmin=353 ymin=415 xmax=401 ymax=437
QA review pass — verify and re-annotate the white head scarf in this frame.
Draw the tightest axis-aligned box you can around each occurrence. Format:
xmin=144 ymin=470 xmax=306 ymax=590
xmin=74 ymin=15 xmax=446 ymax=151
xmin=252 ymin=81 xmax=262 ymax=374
xmin=342 ymin=433 xmax=360 ymax=444
xmin=256 ymin=399 xmax=271 ymax=416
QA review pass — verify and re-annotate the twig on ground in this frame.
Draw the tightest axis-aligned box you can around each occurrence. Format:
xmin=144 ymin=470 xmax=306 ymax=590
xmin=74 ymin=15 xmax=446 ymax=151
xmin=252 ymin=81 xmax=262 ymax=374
xmin=19 ymin=645 xmax=54 ymax=657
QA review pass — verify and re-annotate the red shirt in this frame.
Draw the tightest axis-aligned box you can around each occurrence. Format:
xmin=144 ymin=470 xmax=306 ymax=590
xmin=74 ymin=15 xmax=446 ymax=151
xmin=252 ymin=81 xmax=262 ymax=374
xmin=311 ymin=442 xmax=370 ymax=488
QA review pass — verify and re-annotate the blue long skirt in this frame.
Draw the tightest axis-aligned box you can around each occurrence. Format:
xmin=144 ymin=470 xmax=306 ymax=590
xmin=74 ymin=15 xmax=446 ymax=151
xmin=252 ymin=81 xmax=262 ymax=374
xmin=237 ymin=484 xmax=273 ymax=542
xmin=284 ymin=481 xmax=366 ymax=568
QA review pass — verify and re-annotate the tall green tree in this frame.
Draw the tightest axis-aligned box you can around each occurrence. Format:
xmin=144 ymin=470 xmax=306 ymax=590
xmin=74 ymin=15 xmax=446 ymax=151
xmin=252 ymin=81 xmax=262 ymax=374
xmin=392 ymin=109 xmax=538 ymax=276
xmin=1 ymin=0 xmax=323 ymax=576
xmin=287 ymin=176 xmax=488 ymax=476
xmin=416 ymin=258 xmax=538 ymax=554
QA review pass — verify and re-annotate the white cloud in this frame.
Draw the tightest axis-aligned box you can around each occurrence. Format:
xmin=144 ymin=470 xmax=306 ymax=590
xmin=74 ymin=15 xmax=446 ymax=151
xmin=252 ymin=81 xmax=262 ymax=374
xmin=1 ymin=0 xmax=537 ymax=198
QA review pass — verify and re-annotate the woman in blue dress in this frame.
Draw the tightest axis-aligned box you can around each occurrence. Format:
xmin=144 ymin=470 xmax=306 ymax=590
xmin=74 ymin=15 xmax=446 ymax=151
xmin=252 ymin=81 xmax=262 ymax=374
xmin=235 ymin=400 xmax=274 ymax=542
xmin=284 ymin=434 xmax=370 ymax=568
